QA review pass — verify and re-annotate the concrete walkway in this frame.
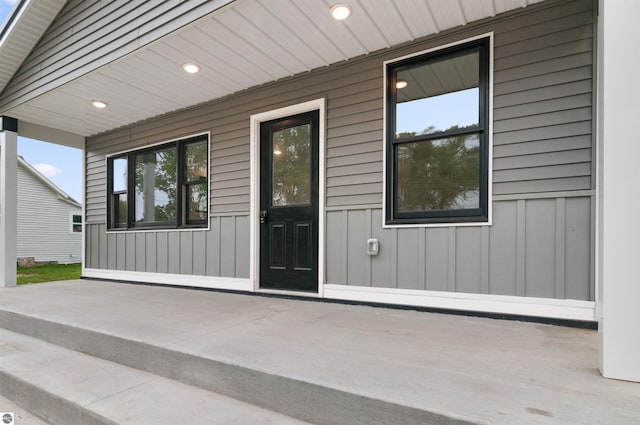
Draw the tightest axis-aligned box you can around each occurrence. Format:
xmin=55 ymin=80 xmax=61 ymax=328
xmin=1 ymin=280 xmax=639 ymax=425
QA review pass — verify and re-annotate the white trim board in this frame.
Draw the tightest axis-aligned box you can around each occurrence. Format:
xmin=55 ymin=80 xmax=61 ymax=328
xmin=249 ymin=98 xmax=327 ymax=296
xmin=82 ymin=268 xmax=252 ymax=292
xmin=324 ymin=284 xmax=596 ymax=322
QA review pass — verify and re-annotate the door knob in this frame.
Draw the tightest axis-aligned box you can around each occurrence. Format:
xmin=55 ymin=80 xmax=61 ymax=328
xmin=260 ymin=210 xmax=268 ymax=224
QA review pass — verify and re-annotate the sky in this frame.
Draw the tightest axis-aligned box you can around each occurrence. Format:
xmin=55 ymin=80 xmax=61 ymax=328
xmin=1 ymin=0 xmax=83 ymax=203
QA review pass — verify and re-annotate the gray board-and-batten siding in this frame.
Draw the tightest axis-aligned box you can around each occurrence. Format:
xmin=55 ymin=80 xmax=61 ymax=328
xmin=85 ymin=0 xmax=594 ymax=302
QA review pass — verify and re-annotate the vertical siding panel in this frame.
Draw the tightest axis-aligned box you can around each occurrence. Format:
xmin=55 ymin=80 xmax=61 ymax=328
xmin=220 ymin=216 xmax=236 ymax=277
xmin=516 ymin=200 xmax=526 ymax=296
xmin=99 ymin=224 xmax=107 ymax=269
xmin=364 ymin=209 xmax=373 ymax=286
xmin=116 ymin=233 xmax=126 ymax=271
xmin=524 ymin=199 xmax=556 ymax=298
xmin=90 ymin=225 xmax=99 ymax=268
xmin=565 ymin=197 xmax=591 ymax=300
xmin=145 ymin=232 xmax=157 ymax=273
xmin=371 ymin=209 xmax=392 ymax=288
xmin=418 ymin=227 xmax=426 ymax=290
xmin=206 ymin=217 xmax=221 ymax=276
xmin=107 ymin=233 xmax=116 ymax=270
xmin=447 ymin=228 xmax=456 ymax=292
xmin=325 ymin=211 xmax=343 ymax=284
xmin=389 ymin=228 xmax=398 ymax=288
xmin=135 ymin=233 xmax=145 ymax=272
xmin=347 ymin=210 xmax=367 ymax=286
xmin=397 ymin=228 xmax=420 ymax=290
xmin=235 ymin=216 xmax=249 ymax=278
xmin=425 ymin=228 xmax=449 ymax=292
xmin=489 ymin=201 xmax=518 ymax=295
xmin=167 ymin=232 xmax=180 ymax=274
xmin=156 ymin=232 xmax=168 ymax=274
xmin=341 ymin=211 xmax=348 ymax=285
xmin=192 ymin=231 xmax=206 ymax=276
xmin=180 ymin=232 xmax=193 ymax=275
xmin=125 ymin=233 xmax=135 ymax=271
xmin=480 ymin=226 xmax=489 ymax=294
xmin=455 ymin=227 xmax=482 ymax=294
xmin=555 ymin=198 xmax=567 ymax=298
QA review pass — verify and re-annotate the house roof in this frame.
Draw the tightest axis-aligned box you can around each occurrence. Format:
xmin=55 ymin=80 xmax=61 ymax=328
xmin=17 ymin=155 xmax=81 ymax=208
xmin=0 ymin=0 xmax=547 ymax=144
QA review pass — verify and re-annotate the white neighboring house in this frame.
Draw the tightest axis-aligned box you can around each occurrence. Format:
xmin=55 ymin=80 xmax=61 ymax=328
xmin=16 ymin=156 xmax=82 ymax=264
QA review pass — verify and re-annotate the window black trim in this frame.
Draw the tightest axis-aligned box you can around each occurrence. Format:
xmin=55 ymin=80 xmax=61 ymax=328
xmin=107 ymin=135 xmax=209 ymax=231
xmin=385 ymin=37 xmax=490 ymax=225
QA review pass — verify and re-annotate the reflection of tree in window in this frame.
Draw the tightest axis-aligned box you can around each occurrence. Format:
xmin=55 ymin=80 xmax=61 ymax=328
xmin=272 ymin=124 xmax=311 ymax=207
xmin=184 ymin=141 xmax=208 ymax=222
xmin=134 ymin=149 xmax=177 ymax=223
xmin=397 ymin=125 xmax=479 ymax=212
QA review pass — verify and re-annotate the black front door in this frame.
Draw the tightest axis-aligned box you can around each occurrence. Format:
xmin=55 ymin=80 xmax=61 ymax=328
xmin=259 ymin=111 xmax=319 ymax=292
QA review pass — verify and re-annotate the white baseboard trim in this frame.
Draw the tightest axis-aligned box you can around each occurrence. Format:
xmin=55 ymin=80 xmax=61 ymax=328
xmin=324 ymin=284 xmax=596 ymax=322
xmin=82 ymin=268 xmax=253 ymax=292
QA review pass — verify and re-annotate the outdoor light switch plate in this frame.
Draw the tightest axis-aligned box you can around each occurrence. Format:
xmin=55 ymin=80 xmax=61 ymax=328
xmin=367 ymin=238 xmax=379 ymax=256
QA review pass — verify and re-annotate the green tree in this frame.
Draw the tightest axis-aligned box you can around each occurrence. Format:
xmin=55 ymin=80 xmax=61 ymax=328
xmin=397 ymin=125 xmax=480 ymax=212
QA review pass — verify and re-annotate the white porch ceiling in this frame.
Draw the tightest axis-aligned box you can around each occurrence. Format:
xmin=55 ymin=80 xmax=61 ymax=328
xmin=2 ymin=0 xmax=546 ymax=139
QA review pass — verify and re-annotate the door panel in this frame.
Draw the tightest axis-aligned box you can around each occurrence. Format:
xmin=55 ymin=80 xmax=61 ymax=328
xmin=260 ymin=111 xmax=319 ymax=291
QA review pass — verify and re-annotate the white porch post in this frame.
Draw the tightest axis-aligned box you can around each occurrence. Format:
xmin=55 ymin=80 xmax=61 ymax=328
xmin=0 ymin=116 xmax=18 ymax=288
xmin=597 ymin=1 xmax=640 ymax=382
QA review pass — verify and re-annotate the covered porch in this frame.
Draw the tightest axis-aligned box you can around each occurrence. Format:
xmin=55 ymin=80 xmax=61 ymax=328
xmin=1 ymin=279 xmax=639 ymax=425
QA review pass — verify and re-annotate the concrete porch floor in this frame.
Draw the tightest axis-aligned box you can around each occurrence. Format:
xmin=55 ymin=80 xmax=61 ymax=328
xmin=0 ymin=279 xmax=639 ymax=425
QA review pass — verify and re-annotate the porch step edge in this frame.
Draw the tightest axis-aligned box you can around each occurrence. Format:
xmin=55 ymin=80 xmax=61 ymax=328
xmin=0 ymin=309 xmax=478 ymax=425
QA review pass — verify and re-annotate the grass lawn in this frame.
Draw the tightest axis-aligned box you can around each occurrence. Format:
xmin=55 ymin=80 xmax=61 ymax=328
xmin=17 ymin=263 xmax=82 ymax=285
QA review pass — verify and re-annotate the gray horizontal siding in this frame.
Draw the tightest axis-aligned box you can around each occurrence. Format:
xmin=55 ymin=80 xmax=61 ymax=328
xmin=17 ymin=164 xmax=82 ymax=263
xmin=85 ymin=216 xmax=249 ymax=279
xmin=0 ymin=0 xmax=233 ymax=112
xmin=325 ymin=197 xmax=592 ymax=301
xmin=84 ymin=0 xmax=594 ymax=297
xmin=85 ymin=0 xmax=594 ymax=224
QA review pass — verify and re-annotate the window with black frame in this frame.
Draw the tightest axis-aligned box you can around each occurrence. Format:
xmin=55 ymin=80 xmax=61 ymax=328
xmin=107 ymin=135 xmax=209 ymax=230
xmin=385 ymin=38 xmax=490 ymax=225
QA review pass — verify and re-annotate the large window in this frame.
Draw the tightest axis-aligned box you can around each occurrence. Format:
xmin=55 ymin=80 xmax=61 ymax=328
xmin=385 ymin=37 xmax=490 ymax=225
xmin=107 ymin=135 xmax=209 ymax=230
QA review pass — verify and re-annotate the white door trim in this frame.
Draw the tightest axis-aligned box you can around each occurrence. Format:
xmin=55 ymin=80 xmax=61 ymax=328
xmin=249 ymin=98 xmax=326 ymax=296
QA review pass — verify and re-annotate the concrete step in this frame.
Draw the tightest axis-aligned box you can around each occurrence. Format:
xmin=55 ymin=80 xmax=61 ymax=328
xmin=0 ymin=328 xmax=311 ymax=425
xmin=3 ymin=281 xmax=640 ymax=425
xmin=0 ymin=308 xmax=465 ymax=425
xmin=0 ymin=395 xmax=53 ymax=425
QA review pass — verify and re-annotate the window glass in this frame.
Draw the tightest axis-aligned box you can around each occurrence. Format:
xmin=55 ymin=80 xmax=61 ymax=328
xmin=72 ymin=214 xmax=82 ymax=232
xmin=107 ymin=136 xmax=209 ymax=230
xmin=112 ymin=158 xmax=127 ymax=192
xmin=386 ymin=39 xmax=489 ymax=224
xmin=134 ymin=148 xmax=177 ymax=224
xmin=185 ymin=141 xmax=208 ymax=182
xmin=395 ymin=51 xmax=479 ymax=139
xmin=113 ymin=193 xmax=127 ymax=227
xmin=186 ymin=183 xmax=208 ymax=222
xmin=396 ymin=134 xmax=480 ymax=212
xmin=272 ymin=124 xmax=311 ymax=207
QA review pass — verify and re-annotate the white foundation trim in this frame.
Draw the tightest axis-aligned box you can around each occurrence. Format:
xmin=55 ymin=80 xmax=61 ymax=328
xmin=82 ymin=268 xmax=252 ymax=292
xmin=324 ymin=284 xmax=596 ymax=322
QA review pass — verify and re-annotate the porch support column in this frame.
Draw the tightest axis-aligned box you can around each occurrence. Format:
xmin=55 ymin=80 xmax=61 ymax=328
xmin=597 ymin=1 xmax=640 ymax=382
xmin=0 ymin=116 xmax=18 ymax=288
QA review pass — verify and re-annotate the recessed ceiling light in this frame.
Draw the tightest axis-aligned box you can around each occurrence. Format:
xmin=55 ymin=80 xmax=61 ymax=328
xmin=396 ymin=80 xmax=408 ymax=89
xmin=182 ymin=63 xmax=200 ymax=74
xmin=92 ymin=100 xmax=108 ymax=109
xmin=330 ymin=3 xmax=351 ymax=20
